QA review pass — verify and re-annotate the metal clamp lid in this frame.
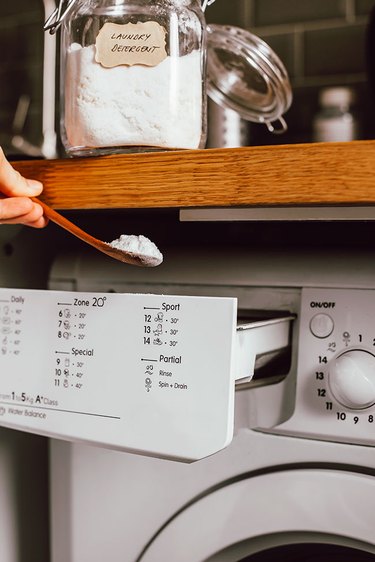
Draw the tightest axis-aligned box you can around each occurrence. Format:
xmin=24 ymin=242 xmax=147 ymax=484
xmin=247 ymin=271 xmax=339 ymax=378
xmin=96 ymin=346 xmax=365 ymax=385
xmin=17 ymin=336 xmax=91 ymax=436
xmin=206 ymin=24 xmax=292 ymax=133
xmin=202 ymin=0 xmax=216 ymax=11
xmin=44 ymin=0 xmax=78 ymax=34
xmin=45 ymin=0 xmax=216 ymax=33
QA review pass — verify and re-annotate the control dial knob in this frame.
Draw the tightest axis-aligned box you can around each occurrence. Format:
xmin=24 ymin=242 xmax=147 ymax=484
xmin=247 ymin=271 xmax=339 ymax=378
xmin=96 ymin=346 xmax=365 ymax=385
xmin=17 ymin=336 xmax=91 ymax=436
xmin=329 ymin=350 xmax=375 ymax=409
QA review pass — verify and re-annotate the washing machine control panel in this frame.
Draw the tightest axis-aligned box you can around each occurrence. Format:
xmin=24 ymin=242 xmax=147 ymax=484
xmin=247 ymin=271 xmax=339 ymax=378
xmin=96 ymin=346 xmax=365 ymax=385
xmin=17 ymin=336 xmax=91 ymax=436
xmin=0 ymin=288 xmax=238 ymax=461
xmin=283 ymin=288 xmax=375 ymax=445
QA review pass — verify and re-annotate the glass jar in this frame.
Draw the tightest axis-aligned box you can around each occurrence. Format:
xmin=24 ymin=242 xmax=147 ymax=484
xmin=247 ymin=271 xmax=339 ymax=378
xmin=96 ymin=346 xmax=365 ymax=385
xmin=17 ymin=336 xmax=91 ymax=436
xmin=46 ymin=1 xmax=293 ymax=157
xmin=58 ymin=0 xmax=207 ymax=156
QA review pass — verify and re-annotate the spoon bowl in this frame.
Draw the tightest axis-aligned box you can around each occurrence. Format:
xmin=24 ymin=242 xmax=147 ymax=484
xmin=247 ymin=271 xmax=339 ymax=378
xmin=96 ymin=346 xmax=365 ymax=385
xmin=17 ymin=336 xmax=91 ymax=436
xmin=32 ymin=197 xmax=162 ymax=267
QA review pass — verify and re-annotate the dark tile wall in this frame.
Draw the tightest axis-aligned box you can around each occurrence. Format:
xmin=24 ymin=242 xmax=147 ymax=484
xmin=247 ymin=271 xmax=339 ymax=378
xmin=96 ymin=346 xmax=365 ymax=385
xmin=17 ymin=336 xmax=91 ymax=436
xmin=253 ymin=0 xmax=347 ymax=27
xmin=0 ymin=1 xmax=44 ymax=157
xmin=304 ymin=24 xmax=366 ymax=77
xmin=357 ymin=0 xmax=375 ymax=16
xmin=0 ymin=0 xmax=374 ymax=155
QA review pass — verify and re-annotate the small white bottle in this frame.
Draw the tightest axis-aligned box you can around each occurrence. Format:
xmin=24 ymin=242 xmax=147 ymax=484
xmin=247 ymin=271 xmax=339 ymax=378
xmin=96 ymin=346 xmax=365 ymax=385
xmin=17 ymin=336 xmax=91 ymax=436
xmin=312 ymin=87 xmax=359 ymax=142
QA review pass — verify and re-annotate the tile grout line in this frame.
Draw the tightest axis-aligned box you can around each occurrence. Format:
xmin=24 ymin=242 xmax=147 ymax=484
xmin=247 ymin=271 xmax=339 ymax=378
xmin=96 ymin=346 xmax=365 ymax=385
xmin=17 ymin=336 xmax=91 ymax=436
xmin=345 ymin=0 xmax=356 ymax=22
xmin=293 ymin=27 xmax=305 ymax=79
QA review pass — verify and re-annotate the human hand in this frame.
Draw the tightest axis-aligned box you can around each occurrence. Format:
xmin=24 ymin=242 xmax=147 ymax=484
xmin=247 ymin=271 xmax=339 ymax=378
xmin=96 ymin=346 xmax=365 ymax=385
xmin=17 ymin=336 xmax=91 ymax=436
xmin=0 ymin=147 xmax=48 ymax=228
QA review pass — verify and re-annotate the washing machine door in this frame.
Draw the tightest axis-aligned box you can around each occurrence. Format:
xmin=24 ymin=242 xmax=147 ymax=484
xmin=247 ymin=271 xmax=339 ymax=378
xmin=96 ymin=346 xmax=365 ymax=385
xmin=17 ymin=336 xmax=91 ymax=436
xmin=138 ymin=467 xmax=375 ymax=561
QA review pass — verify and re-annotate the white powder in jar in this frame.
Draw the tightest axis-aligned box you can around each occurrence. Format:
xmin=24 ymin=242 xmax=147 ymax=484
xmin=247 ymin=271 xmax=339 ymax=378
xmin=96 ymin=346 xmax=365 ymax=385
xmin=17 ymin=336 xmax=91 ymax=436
xmin=64 ymin=44 xmax=203 ymax=151
xmin=107 ymin=234 xmax=163 ymax=267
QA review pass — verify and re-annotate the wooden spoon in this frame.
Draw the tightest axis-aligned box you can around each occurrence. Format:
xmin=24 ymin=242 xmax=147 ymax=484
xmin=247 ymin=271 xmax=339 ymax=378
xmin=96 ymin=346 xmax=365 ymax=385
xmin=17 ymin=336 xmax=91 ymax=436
xmin=32 ymin=197 xmax=162 ymax=267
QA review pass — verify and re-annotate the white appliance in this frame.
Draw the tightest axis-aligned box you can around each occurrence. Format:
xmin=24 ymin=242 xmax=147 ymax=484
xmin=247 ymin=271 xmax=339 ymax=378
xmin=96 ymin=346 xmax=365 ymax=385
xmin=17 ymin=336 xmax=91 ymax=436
xmin=2 ymin=235 xmax=375 ymax=561
xmin=45 ymin=247 xmax=375 ymax=562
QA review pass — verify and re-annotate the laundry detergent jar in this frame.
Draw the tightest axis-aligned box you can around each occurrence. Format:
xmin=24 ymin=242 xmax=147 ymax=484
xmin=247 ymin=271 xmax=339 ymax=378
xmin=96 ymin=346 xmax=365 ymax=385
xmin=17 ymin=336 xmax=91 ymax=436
xmin=46 ymin=0 xmax=207 ymax=156
xmin=45 ymin=0 xmax=292 ymax=157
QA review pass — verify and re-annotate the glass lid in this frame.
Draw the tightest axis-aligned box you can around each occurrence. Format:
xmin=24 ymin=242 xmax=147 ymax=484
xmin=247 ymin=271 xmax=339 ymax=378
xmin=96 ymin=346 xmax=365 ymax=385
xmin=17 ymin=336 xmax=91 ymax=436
xmin=206 ymin=24 xmax=293 ymax=133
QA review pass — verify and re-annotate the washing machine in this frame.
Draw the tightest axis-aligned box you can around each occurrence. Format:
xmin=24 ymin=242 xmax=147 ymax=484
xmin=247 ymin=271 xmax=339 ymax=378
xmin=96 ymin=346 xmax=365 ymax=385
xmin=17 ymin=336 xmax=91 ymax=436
xmin=43 ymin=246 xmax=375 ymax=562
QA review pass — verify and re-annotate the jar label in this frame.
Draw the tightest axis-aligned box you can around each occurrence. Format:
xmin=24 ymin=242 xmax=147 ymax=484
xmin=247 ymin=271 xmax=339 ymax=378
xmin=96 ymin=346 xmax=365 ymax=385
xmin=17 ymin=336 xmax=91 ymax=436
xmin=95 ymin=21 xmax=167 ymax=68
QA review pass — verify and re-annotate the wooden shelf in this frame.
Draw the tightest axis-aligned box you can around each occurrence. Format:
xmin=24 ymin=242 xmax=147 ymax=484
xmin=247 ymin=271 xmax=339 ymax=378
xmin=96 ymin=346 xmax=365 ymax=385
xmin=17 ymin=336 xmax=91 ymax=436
xmin=12 ymin=140 xmax=375 ymax=210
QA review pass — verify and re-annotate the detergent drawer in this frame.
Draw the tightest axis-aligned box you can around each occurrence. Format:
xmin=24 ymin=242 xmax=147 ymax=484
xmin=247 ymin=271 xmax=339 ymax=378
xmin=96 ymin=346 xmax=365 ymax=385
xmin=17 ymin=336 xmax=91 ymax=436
xmin=0 ymin=287 xmax=293 ymax=462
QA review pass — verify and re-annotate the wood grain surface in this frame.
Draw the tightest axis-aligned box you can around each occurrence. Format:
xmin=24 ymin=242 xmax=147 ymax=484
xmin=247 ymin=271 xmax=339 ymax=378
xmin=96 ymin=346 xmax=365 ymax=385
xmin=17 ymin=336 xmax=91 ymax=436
xmin=11 ymin=141 xmax=375 ymax=210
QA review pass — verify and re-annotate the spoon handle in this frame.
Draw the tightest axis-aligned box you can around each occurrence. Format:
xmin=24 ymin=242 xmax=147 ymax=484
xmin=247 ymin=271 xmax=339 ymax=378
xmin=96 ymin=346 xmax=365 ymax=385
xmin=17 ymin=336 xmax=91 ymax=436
xmin=31 ymin=197 xmax=156 ymax=267
xmin=31 ymin=197 xmax=101 ymax=248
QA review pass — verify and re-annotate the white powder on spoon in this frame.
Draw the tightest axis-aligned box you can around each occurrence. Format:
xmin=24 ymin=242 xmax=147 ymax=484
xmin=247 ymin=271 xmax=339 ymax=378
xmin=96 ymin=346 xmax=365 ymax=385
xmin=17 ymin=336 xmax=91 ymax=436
xmin=107 ymin=234 xmax=163 ymax=266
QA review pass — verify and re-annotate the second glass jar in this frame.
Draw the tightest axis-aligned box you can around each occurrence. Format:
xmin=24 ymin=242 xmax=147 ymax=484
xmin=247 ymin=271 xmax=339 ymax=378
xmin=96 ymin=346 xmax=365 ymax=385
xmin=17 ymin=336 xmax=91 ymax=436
xmin=60 ymin=0 xmax=207 ymax=156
